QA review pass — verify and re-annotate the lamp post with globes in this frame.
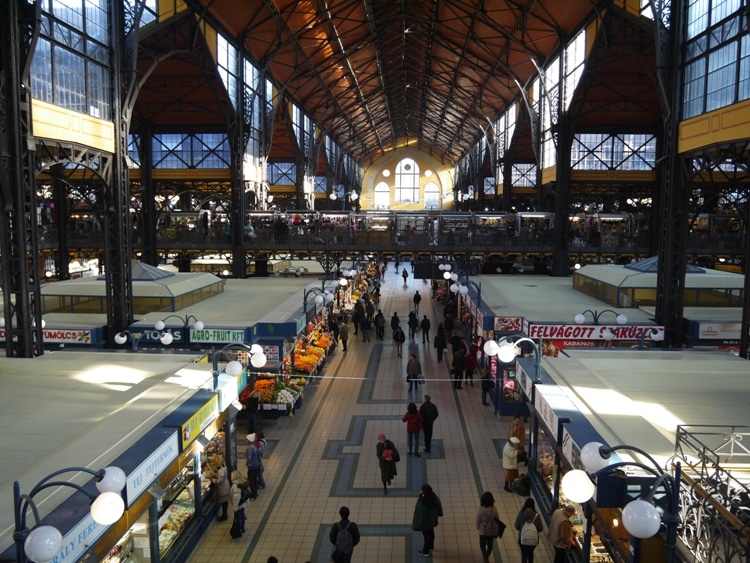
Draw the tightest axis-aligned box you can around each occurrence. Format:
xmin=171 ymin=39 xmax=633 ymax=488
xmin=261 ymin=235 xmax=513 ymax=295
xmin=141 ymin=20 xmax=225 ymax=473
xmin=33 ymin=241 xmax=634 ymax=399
xmin=13 ymin=466 xmax=127 ymax=563
xmin=575 ymin=309 xmax=628 ymax=343
xmin=637 ymin=327 xmax=666 ymax=349
xmin=561 ymin=442 xmax=681 ymax=563
xmin=329 ymin=191 xmax=359 ymax=210
xmin=114 ymin=315 xmax=204 ymax=350
xmin=483 ymin=336 xmax=542 ymax=384
xmin=303 ymin=287 xmax=335 ymax=314
xmin=336 ymin=268 xmax=357 ymax=308
xmin=211 ymin=343 xmax=267 ymax=391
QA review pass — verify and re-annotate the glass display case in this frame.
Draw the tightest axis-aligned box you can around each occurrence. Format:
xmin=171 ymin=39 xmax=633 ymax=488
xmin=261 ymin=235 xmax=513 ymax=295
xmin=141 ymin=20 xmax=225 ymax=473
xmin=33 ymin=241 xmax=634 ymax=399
xmin=536 ymin=428 xmax=556 ymax=497
xmin=157 ymin=468 xmax=197 ymax=557
xmin=501 ymin=368 xmax=523 ymax=403
xmin=101 ymin=530 xmax=137 ymax=563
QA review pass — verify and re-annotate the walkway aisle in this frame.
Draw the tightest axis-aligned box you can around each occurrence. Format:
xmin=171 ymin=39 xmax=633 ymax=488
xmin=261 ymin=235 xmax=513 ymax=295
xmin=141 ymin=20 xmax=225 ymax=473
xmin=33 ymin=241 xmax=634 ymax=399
xmin=188 ymin=268 xmax=554 ymax=563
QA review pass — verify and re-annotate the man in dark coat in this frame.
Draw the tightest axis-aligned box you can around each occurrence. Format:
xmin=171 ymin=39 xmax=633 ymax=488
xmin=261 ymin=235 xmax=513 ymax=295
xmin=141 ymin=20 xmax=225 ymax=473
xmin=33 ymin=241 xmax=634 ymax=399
xmin=419 ymin=395 xmax=439 ymax=453
xmin=420 ymin=315 xmax=431 ymax=344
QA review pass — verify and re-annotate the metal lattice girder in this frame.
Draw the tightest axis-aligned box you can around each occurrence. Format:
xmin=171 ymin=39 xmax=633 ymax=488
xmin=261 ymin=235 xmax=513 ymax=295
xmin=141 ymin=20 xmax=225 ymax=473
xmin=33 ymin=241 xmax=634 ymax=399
xmin=0 ymin=0 xmax=44 ymax=357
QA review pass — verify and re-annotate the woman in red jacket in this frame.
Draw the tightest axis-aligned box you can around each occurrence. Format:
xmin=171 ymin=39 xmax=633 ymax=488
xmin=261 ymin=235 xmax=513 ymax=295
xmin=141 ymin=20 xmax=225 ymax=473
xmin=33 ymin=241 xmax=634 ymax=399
xmin=402 ymin=402 xmax=424 ymax=457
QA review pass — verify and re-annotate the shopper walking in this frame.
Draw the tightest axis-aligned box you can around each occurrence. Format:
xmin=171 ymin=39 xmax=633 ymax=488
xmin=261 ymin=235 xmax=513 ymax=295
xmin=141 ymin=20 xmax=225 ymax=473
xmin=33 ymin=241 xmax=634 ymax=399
xmin=394 ymin=325 xmax=406 ymax=357
xmin=548 ymin=505 xmax=576 ymax=563
xmin=244 ymin=389 xmax=260 ymax=434
xmin=407 ymin=311 xmax=419 ymax=342
xmin=502 ymin=437 xmax=520 ymax=492
xmin=514 ymin=498 xmax=544 ymax=563
xmin=391 ymin=312 xmax=400 ymax=337
xmin=509 ymin=414 xmax=528 ymax=464
xmin=230 ymin=470 xmax=251 ymax=536
xmin=481 ymin=369 xmax=495 ymax=406
xmin=443 ymin=313 xmax=455 ymax=334
xmin=406 ymin=353 xmax=422 ymax=392
xmin=245 ymin=434 xmax=263 ymax=500
xmin=339 ymin=322 xmax=349 ymax=352
xmin=402 ymin=402 xmax=424 ymax=456
xmin=464 ymin=348 xmax=477 ymax=386
xmin=256 ymin=431 xmax=267 ymax=489
xmin=351 ymin=304 xmax=361 ymax=335
xmin=376 ymin=433 xmax=399 ymax=495
xmin=402 ymin=268 xmax=409 ymax=285
xmin=211 ymin=456 xmax=231 ymax=521
xmin=413 ymin=290 xmax=422 ymax=313
xmin=375 ymin=310 xmax=386 ymax=340
xmin=452 ymin=347 xmax=465 ymax=389
xmin=476 ymin=491 xmax=501 ymax=563
xmin=360 ymin=316 xmax=371 ymax=342
xmin=420 ymin=315 xmax=431 ymax=344
xmin=329 ymin=506 xmax=361 ymax=563
xmin=419 ymin=395 xmax=439 ymax=453
xmin=412 ymin=483 xmax=443 ymax=557
xmin=434 ymin=330 xmax=447 ymax=363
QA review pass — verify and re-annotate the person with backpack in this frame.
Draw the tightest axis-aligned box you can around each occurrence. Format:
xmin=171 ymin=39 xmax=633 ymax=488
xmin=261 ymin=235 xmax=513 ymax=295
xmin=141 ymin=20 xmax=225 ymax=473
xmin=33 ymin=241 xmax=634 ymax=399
xmin=329 ymin=506 xmax=360 ymax=563
xmin=476 ymin=491 xmax=501 ymax=563
xmin=514 ymin=498 xmax=544 ymax=563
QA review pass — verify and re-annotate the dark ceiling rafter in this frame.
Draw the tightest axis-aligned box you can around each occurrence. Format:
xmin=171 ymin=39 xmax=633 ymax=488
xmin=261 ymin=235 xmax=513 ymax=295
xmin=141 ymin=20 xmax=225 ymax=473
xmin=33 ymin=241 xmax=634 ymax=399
xmin=257 ymin=0 xmax=369 ymax=158
xmin=182 ymin=0 xmax=615 ymax=166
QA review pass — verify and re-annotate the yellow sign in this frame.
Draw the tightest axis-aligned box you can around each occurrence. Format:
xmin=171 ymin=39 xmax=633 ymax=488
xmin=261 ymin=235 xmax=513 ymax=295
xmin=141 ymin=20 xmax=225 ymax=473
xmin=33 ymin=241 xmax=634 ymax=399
xmin=181 ymin=395 xmax=219 ymax=448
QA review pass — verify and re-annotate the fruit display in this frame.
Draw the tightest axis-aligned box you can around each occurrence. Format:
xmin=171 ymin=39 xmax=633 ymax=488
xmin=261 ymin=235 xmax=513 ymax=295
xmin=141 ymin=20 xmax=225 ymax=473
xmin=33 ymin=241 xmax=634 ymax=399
xmin=246 ymin=377 xmax=302 ymax=408
xmin=285 ymin=337 xmax=326 ymax=375
xmin=249 ymin=377 xmax=277 ymax=403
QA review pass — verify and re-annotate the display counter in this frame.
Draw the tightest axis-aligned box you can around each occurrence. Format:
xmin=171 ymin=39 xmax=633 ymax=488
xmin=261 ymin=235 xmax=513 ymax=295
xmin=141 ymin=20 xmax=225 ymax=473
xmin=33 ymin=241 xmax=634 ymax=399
xmin=242 ymin=373 xmax=305 ymax=419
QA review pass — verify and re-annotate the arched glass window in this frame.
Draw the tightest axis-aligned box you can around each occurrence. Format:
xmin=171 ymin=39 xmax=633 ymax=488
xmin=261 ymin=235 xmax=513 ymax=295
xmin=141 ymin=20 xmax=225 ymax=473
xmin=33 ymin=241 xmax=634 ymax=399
xmin=424 ymin=182 xmax=440 ymax=209
xmin=374 ymin=181 xmax=390 ymax=209
xmin=395 ymin=158 xmax=420 ymax=203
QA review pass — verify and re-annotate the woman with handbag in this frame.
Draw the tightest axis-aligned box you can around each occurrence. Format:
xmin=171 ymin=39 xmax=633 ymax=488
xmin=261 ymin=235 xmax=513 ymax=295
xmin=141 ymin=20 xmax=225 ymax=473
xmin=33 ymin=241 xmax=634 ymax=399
xmin=476 ymin=491 xmax=501 ymax=563
xmin=376 ymin=433 xmax=399 ymax=495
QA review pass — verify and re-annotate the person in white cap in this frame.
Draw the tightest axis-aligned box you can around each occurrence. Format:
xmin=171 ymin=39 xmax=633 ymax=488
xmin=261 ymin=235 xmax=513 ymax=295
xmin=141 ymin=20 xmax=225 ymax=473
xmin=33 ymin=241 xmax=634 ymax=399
xmin=502 ymin=437 xmax=520 ymax=492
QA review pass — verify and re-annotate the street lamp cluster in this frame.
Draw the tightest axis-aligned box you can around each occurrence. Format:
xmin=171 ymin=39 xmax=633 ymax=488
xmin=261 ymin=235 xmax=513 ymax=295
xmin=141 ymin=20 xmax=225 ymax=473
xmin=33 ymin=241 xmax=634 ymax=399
xmin=212 ymin=343 xmax=267 ymax=390
xmin=574 ymin=309 xmax=627 ymax=341
xmin=483 ymin=336 xmax=542 ymax=383
xmin=15 ymin=466 xmax=127 ymax=563
xmin=114 ymin=314 xmax=204 ymax=348
xmin=561 ymin=442 xmax=681 ymax=563
xmin=303 ymin=287 xmax=335 ymax=313
xmin=438 ymin=263 xmax=482 ymax=306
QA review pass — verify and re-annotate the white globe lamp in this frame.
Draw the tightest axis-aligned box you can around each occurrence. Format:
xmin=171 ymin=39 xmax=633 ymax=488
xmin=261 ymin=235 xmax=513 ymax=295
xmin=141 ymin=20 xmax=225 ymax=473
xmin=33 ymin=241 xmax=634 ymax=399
xmin=580 ymin=442 xmax=611 ymax=473
xmin=24 ymin=526 xmax=63 ymax=563
xmin=561 ymin=469 xmax=596 ymax=504
xmin=622 ymin=499 xmax=662 ymax=538
xmin=225 ymin=360 xmax=243 ymax=377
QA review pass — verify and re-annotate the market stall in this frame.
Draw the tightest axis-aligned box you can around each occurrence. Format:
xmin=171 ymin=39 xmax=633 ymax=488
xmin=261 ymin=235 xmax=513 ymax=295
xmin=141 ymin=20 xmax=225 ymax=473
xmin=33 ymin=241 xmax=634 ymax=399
xmin=240 ymin=373 xmax=305 ymax=419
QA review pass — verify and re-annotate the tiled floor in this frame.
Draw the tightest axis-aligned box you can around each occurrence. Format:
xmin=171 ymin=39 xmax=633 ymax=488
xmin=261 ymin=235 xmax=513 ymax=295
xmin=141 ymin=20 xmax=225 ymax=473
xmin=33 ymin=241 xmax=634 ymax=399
xmin=188 ymin=270 xmax=555 ymax=563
